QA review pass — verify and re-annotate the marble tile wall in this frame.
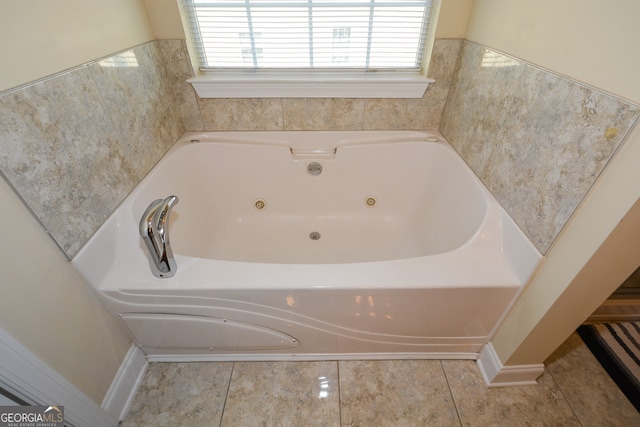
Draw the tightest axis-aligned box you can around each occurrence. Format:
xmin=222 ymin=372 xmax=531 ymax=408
xmin=441 ymin=41 xmax=640 ymax=254
xmin=0 ymin=40 xmax=187 ymax=258
xmin=157 ymin=40 xmax=203 ymax=131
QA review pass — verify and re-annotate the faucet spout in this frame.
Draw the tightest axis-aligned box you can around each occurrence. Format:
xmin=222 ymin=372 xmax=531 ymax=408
xmin=139 ymin=195 xmax=179 ymax=278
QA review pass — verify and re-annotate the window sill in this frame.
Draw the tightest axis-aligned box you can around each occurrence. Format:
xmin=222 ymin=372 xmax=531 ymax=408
xmin=187 ymin=72 xmax=434 ymax=99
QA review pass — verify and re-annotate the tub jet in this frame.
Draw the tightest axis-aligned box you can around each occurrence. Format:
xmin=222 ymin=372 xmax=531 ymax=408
xmin=309 ymin=231 xmax=321 ymax=240
xmin=307 ymin=162 xmax=322 ymax=176
xmin=365 ymin=196 xmax=377 ymax=207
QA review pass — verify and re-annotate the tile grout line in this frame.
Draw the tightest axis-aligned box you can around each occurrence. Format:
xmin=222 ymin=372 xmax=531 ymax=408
xmin=439 ymin=360 xmax=464 ymax=426
xmin=336 ymin=360 xmax=343 ymax=427
xmin=218 ymin=361 xmax=235 ymax=427
xmin=545 ymin=366 xmax=585 ymax=427
xmin=281 ymin=98 xmax=286 ymax=130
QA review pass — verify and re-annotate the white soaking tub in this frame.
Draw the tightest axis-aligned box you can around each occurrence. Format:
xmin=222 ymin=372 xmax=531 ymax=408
xmin=73 ymin=130 xmax=542 ymax=360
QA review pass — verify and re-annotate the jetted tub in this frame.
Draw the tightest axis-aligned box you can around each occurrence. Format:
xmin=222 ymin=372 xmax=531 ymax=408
xmin=73 ymin=131 xmax=542 ymax=360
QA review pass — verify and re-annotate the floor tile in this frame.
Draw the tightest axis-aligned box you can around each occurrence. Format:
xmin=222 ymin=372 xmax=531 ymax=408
xmin=121 ymin=362 xmax=233 ymax=427
xmin=442 ymin=359 xmax=580 ymax=427
xmin=545 ymin=331 xmax=640 ymax=426
xmin=339 ymin=359 xmax=460 ymax=426
xmin=120 ymin=333 xmax=640 ymax=426
xmin=220 ymin=361 xmax=340 ymax=427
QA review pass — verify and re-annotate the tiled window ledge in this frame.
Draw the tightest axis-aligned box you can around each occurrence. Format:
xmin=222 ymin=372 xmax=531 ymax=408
xmin=187 ymin=72 xmax=434 ymax=99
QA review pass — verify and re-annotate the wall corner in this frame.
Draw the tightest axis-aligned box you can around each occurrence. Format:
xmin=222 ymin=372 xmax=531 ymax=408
xmin=477 ymin=342 xmax=545 ymax=388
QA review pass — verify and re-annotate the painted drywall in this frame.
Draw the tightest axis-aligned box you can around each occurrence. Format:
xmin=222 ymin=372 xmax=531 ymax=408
xmin=144 ymin=0 xmax=185 ymax=39
xmin=464 ymin=0 xmax=640 ymax=365
xmin=0 ymin=0 xmax=158 ymax=403
xmin=435 ymin=0 xmax=474 ymax=38
xmin=0 ymin=0 xmax=154 ymax=91
xmin=0 ymin=177 xmax=132 ymax=404
xmin=466 ymin=0 xmax=640 ymax=103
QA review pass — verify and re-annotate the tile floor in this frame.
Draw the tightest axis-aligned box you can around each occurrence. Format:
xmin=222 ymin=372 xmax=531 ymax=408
xmin=121 ymin=332 xmax=640 ymax=426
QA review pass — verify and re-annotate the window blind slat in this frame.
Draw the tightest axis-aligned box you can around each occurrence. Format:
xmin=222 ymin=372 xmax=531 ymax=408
xmin=183 ymin=0 xmax=432 ymax=71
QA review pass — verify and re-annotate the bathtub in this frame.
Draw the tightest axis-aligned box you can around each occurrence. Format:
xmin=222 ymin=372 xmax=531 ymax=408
xmin=73 ymin=130 xmax=542 ymax=361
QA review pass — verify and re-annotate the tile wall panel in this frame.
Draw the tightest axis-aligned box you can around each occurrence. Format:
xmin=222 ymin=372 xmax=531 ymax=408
xmin=88 ymin=43 xmax=182 ymax=181
xmin=0 ymin=41 xmax=184 ymax=258
xmin=157 ymin=40 xmax=204 ymax=132
xmin=441 ymin=41 xmax=640 ymax=253
xmin=198 ymin=98 xmax=284 ymax=130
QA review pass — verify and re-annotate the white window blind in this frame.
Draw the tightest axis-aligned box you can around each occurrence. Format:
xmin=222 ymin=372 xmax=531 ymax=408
xmin=183 ymin=0 xmax=433 ymax=71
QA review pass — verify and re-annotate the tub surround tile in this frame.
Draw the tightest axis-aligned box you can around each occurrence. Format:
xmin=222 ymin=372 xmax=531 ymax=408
xmin=0 ymin=41 xmax=184 ymax=258
xmin=0 ymin=68 xmax=137 ymax=257
xmin=198 ymin=98 xmax=284 ymax=130
xmin=441 ymin=41 xmax=640 ymax=253
xmin=157 ymin=40 xmax=204 ymax=132
xmin=88 ymin=42 xmax=181 ymax=181
xmin=363 ymin=97 xmax=430 ymax=130
xmin=545 ymin=332 xmax=640 ymax=425
xmin=426 ymin=38 xmax=464 ymax=103
xmin=339 ymin=360 xmax=460 ymax=426
xmin=221 ymin=361 xmax=340 ymax=426
xmin=363 ymin=39 xmax=462 ymax=130
xmin=121 ymin=362 xmax=233 ymax=427
xmin=283 ymin=98 xmax=365 ymax=130
xmin=442 ymin=359 xmax=580 ymax=426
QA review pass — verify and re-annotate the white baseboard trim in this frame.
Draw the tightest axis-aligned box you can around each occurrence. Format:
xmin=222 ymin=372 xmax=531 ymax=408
xmin=101 ymin=344 xmax=148 ymax=421
xmin=0 ymin=327 xmax=118 ymax=427
xmin=476 ymin=342 xmax=544 ymax=388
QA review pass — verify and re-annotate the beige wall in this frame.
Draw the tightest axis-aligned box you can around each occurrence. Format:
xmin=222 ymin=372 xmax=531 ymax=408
xmin=464 ymin=0 xmax=640 ymax=365
xmin=0 ymin=0 xmax=154 ymax=91
xmin=466 ymin=0 xmax=640 ymax=103
xmin=436 ymin=0 xmax=474 ymax=39
xmin=0 ymin=0 xmax=155 ymax=403
xmin=0 ymin=177 xmax=132 ymax=404
xmin=145 ymin=0 xmax=185 ymax=39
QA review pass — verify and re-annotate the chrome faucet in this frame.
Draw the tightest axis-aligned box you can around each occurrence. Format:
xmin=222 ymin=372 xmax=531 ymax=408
xmin=139 ymin=195 xmax=179 ymax=278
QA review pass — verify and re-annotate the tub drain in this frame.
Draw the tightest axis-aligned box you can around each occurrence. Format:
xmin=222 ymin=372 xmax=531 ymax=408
xmin=309 ymin=231 xmax=321 ymax=240
xmin=254 ymin=199 xmax=266 ymax=210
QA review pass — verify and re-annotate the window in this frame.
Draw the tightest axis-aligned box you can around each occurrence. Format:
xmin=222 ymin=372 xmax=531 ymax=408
xmin=182 ymin=0 xmax=437 ymax=98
